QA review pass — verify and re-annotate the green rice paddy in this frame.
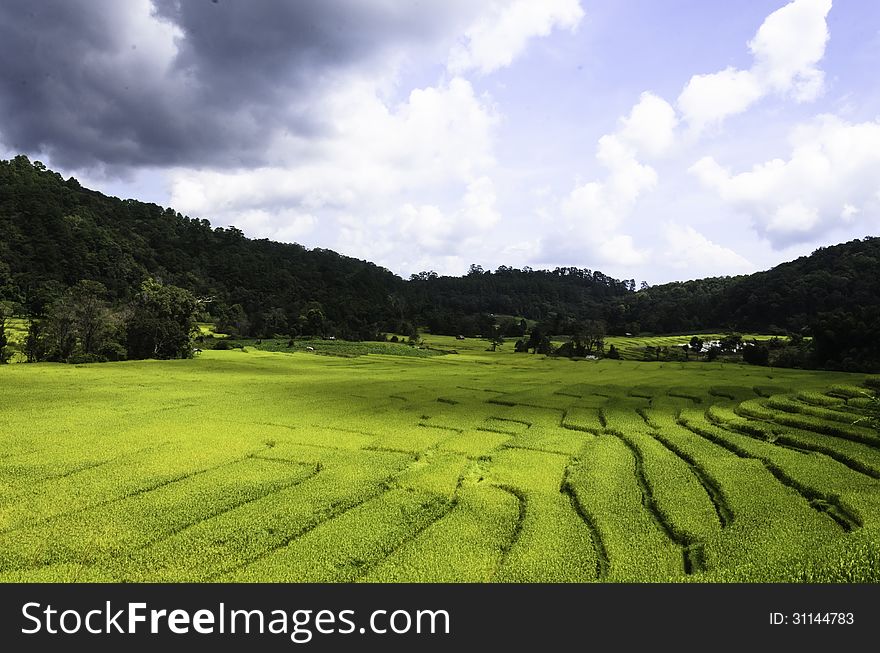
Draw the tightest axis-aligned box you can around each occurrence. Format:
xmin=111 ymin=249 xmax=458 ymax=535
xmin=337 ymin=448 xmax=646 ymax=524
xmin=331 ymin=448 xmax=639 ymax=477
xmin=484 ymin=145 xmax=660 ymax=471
xmin=1 ymin=335 xmax=878 ymax=582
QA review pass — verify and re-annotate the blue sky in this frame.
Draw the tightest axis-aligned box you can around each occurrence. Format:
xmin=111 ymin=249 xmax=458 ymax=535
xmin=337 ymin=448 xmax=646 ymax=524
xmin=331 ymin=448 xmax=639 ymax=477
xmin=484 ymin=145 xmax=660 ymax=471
xmin=2 ymin=0 xmax=878 ymax=284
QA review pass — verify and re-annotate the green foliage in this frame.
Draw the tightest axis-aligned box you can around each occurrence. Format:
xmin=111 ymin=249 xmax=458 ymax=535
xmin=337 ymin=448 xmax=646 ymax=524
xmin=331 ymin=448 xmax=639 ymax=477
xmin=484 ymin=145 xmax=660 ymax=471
xmin=852 ymin=390 xmax=880 ymax=432
xmin=125 ymin=278 xmax=198 ymax=360
xmin=741 ymin=341 xmax=770 ymax=366
xmin=3 ymin=157 xmax=880 ymax=371
xmin=0 ymin=303 xmax=9 ymax=364
xmin=225 ymin=337 xmax=444 ymax=358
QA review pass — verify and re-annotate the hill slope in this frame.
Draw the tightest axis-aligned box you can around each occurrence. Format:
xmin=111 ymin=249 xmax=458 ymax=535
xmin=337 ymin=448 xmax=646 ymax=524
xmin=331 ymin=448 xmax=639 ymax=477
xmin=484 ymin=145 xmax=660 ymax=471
xmin=1 ymin=155 xmax=878 ymax=368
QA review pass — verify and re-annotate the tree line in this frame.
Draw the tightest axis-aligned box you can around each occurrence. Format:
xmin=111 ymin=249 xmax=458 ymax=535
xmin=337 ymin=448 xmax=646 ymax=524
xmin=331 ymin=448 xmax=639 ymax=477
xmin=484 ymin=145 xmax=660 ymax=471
xmin=2 ymin=155 xmax=879 ymax=371
xmin=6 ymin=278 xmax=198 ymax=364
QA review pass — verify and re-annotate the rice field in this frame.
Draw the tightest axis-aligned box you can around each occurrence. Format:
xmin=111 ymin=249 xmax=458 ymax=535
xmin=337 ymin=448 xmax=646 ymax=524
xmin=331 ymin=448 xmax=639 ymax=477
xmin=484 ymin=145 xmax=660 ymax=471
xmin=1 ymin=335 xmax=878 ymax=582
xmin=1 ymin=318 xmax=26 ymax=363
xmin=604 ymin=333 xmax=782 ymax=360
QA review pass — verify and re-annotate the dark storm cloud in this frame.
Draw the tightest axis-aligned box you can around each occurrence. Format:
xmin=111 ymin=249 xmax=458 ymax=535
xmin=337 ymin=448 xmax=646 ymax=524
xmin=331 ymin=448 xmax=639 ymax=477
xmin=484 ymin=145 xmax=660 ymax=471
xmin=0 ymin=0 xmax=472 ymax=169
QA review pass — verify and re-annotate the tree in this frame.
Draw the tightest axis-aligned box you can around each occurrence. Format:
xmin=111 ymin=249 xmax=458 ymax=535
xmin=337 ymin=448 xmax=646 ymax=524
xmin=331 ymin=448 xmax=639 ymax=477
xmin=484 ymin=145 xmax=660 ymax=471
xmin=259 ymin=307 xmax=288 ymax=338
xmin=582 ymin=320 xmax=606 ymax=354
xmin=0 ymin=304 xmax=10 ymax=364
xmin=69 ymin=280 xmax=112 ymax=356
xmin=526 ymin=326 xmax=546 ymax=354
xmin=125 ymin=278 xmax=198 ymax=360
xmin=606 ymin=344 xmax=621 ymax=359
xmin=720 ymin=333 xmax=742 ymax=352
xmin=24 ymin=319 xmax=48 ymax=363
xmin=300 ymin=303 xmax=327 ymax=338
xmin=216 ymin=303 xmax=250 ymax=337
xmin=689 ymin=336 xmax=704 ymax=354
xmin=43 ymin=293 xmax=78 ymax=361
xmin=742 ymin=341 xmax=770 ymax=366
xmin=486 ymin=322 xmax=504 ymax=351
xmin=31 ymin=281 xmax=123 ymax=362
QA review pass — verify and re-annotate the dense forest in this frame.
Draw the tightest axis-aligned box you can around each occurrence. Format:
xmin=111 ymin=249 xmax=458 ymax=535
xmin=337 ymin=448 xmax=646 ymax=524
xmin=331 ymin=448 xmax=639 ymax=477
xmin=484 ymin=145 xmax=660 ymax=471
xmin=1 ymin=155 xmax=879 ymax=370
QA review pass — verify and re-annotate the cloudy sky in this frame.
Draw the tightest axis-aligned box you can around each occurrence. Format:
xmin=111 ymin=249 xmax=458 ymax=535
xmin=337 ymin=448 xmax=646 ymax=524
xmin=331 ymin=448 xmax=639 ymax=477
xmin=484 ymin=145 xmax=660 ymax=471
xmin=1 ymin=0 xmax=879 ymax=283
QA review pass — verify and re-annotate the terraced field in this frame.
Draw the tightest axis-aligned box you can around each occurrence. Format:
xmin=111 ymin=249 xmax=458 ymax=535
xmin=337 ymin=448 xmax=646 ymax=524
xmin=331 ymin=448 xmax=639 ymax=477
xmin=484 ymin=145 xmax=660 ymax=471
xmin=603 ymin=333 xmax=784 ymax=360
xmin=1 ymin=318 xmax=26 ymax=363
xmin=1 ymin=337 xmax=878 ymax=582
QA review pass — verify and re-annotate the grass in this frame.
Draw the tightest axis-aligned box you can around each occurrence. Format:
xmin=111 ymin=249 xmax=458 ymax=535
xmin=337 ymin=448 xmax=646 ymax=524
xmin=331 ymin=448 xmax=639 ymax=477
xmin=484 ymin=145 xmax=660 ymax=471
xmin=1 ymin=333 xmax=879 ymax=582
xmin=218 ymin=337 xmax=447 ymax=358
xmin=604 ymin=333 xmax=782 ymax=360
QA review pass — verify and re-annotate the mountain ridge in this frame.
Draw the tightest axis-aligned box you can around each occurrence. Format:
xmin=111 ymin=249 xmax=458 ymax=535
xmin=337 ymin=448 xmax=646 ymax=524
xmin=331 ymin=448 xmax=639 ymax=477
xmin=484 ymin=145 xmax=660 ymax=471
xmin=2 ymin=155 xmax=878 ymax=369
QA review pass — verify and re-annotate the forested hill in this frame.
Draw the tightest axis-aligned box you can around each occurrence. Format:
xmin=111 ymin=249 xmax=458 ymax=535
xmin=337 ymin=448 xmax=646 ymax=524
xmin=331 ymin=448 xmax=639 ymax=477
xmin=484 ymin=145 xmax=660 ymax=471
xmin=628 ymin=238 xmax=880 ymax=370
xmin=1 ymin=155 xmax=879 ymax=369
xmin=0 ymin=155 xmax=405 ymax=339
xmin=0 ymin=156 xmax=634 ymax=337
xmin=628 ymin=239 xmax=880 ymax=334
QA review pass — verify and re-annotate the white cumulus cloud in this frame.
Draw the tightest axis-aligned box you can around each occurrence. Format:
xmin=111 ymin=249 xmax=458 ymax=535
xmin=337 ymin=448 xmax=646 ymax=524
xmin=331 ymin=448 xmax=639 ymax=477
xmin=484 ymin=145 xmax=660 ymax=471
xmin=663 ymin=223 xmax=754 ymax=275
xmin=677 ymin=0 xmax=832 ymax=131
xmin=448 ymin=0 xmax=584 ymax=75
xmin=617 ymin=92 xmax=679 ymax=158
xmin=169 ymin=75 xmax=500 ymax=264
xmin=690 ymin=115 xmax=880 ymax=246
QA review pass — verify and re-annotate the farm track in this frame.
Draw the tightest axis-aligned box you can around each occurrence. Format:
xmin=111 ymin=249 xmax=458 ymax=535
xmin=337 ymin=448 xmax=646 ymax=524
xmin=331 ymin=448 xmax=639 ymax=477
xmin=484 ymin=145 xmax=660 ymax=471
xmin=678 ymin=416 xmax=862 ymax=533
xmin=610 ymin=431 xmax=704 ymax=575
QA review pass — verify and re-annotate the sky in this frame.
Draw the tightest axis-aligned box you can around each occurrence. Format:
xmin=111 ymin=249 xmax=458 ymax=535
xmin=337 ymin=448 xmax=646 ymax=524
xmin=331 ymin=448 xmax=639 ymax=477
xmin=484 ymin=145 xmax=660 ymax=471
xmin=1 ymin=0 xmax=879 ymax=284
